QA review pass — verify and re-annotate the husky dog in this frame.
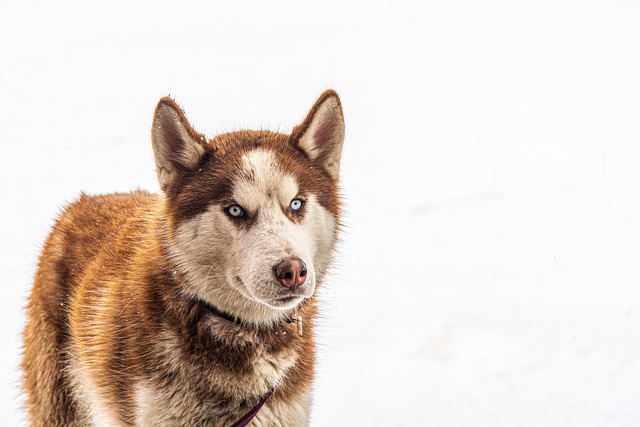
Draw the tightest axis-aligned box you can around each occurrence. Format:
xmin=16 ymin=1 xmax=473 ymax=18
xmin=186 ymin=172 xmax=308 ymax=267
xmin=22 ymin=90 xmax=345 ymax=426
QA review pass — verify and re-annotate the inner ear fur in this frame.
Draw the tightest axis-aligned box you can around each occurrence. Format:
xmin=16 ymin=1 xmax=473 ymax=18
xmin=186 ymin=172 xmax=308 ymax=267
xmin=291 ymin=90 xmax=345 ymax=179
xmin=151 ymin=97 xmax=207 ymax=193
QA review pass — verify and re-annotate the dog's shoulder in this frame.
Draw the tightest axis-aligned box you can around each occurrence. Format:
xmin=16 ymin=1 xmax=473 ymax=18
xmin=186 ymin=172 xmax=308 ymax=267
xmin=36 ymin=190 xmax=160 ymax=298
xmin=57 ymin=190 xmax=155 ymax=244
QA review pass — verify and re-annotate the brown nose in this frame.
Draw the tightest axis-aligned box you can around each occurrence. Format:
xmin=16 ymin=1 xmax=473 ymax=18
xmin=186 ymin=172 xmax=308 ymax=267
xmin=273 ymin=258 xmax=307 ymax=289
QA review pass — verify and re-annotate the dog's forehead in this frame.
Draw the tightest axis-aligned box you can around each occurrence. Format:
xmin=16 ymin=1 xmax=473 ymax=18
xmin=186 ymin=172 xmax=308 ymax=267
xmin=232 ymin=149 xmax=298 ymax=206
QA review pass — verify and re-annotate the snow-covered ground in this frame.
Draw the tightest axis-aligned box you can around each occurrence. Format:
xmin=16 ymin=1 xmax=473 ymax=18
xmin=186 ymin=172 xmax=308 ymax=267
xmin=2 ymin=1 xmax=640 ymax=425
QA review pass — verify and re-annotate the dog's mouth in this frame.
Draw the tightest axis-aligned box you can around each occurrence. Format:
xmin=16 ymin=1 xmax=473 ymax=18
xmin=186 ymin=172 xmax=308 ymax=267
xmin=232 ymin=275 xmax=312 ymax=309
xmin=272 ymin=294 xmax=303 ymax=305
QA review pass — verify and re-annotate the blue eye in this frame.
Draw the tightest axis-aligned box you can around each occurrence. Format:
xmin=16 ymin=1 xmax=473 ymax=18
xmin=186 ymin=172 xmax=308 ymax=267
xmin=290 ymin=199 xmax=304 ymax=212
xmin=227 ymin=205 xmax=244 ymax=218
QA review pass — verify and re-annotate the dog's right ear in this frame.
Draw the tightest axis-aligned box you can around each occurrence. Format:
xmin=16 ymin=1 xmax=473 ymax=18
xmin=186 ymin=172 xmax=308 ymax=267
xmin=151 ymin=97 xmax=206 ymax=193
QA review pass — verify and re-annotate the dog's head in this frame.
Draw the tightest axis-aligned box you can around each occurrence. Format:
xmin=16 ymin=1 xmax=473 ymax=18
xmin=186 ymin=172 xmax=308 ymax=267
xmin=151 ymin=91 xmax=344 ymax=323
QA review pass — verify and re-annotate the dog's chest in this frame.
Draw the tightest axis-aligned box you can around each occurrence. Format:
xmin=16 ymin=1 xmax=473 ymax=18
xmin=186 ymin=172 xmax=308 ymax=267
xmin=131 ymin=327 xmax=301 ymax=426
xmin=133 ymin=383 xmax=310 ymax=427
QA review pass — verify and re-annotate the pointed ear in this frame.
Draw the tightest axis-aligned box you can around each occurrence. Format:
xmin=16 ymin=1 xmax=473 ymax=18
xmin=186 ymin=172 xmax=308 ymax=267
xmin=291 ymin=90 xmax=345 ymax=179
xmin=151 ymin=97 xmax=206 ymax=193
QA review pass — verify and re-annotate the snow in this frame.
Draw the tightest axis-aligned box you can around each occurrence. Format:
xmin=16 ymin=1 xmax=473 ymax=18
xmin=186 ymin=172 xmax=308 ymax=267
xmin=2 ymin=0 xmax=640 ymax=425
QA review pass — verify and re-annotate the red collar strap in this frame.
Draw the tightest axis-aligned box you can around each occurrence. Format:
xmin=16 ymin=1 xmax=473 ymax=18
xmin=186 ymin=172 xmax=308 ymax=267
xmin=230 ymin=387 xmax=276 ymax=427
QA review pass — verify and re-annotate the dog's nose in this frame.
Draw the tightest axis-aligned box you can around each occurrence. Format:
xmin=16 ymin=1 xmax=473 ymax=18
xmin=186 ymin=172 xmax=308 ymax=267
xmin=273 ymin=258 xmax=307 ymax=289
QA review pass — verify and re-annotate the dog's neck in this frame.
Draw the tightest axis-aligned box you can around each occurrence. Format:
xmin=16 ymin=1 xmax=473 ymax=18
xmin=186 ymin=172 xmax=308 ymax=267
xmin=197 ymin=298 xmax=245 ymax=324
xmin=196 ymin=298 xmax=304 ymax=336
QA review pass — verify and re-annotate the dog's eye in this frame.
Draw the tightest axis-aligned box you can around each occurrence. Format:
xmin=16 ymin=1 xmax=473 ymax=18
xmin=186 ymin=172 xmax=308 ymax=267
xmin=290 ymin=199 xmax=304 ymax=212
xmin=226 ymin=205 xmax=245 ymax=218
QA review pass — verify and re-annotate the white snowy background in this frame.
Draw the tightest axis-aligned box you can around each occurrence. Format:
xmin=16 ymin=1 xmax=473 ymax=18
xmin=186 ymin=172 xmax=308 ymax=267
xmin=2 ymin=1 xmax=640 ymax=425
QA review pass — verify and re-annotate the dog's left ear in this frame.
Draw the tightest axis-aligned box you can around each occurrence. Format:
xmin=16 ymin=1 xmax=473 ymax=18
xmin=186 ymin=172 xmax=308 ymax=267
xmin=291 ymin=90 xmax=345 ymax=179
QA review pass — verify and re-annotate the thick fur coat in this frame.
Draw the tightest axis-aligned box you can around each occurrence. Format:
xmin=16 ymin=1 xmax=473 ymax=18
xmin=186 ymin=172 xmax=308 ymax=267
xmin=22 ymin=91 xmax=345 ymax=426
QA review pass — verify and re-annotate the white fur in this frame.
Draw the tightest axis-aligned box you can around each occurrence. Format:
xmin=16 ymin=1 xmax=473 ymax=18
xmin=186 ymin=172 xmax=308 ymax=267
xmin=253 ymin=390 xmax=312 ymax=427
xmin=134 ymin=384 xmax=153 ymax=426
xmin=169 ymin=149 xmax=337 ymax=325
xmin=69 ymin=363 xmax=121 ymax=426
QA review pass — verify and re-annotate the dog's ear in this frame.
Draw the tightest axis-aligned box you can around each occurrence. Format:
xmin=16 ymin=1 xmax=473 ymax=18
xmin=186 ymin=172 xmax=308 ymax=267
xmin=151 ymin=97 xmax=206 ymax=193
xmin=291 ymin=90 xmax=345 ymax=179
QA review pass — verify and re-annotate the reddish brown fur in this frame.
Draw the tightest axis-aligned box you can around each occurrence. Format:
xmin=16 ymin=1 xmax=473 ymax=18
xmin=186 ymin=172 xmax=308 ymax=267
xmin=22 ymin=91 xmax=343 ymax=426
